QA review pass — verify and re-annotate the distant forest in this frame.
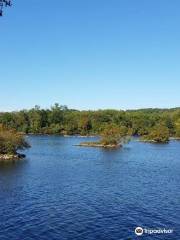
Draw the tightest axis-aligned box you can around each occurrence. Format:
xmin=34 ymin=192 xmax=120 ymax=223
xmin=0 ymin=104 xmax=180 ymax=138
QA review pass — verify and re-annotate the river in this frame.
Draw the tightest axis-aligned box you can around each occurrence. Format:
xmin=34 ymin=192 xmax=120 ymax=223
xmin=0 ymin=136 xmax=179 ymax=239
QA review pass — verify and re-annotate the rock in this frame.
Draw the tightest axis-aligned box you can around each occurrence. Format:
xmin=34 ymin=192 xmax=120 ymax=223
xmin=0 ymin=153 xmax=26 ymax=161
xmin=75 ymin=142 xmax=122 ymax=148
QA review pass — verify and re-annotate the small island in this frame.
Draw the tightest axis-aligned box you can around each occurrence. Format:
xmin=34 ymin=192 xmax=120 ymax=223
xmin=0 ymin=124 xmax=30 ymax=161
xmin=140 ymin=124 xmax=170 ymax=143
xmin=77 ymin=124 xmax=130 ymax=148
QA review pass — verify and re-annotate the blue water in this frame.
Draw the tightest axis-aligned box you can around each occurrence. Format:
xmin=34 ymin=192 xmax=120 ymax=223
xmin=0 ymin=136 xmax=180 ymax=240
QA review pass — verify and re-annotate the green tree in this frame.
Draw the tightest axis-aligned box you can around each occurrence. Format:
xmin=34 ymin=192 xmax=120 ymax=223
xmin=48 ymin=103 xmax=64 ymax=125
xmin=0 ymin=104 xmax=180 ymax=140
xmin=175 ymin=119 xmax=180 ymax=138
xmin=13 ymin=110 xmax=29 ymax=133
xmin=143 ymin=124 xmax=170 ymax=143
xmin=100 ymin=124 xmax=128 ymax=146
xmin=28 ymin=106 xmax=42 ymax=133
xmin=78 ymin=114 xmax=92 ymax=135
xmin=0 ymin=125 xmax=30 ymax=155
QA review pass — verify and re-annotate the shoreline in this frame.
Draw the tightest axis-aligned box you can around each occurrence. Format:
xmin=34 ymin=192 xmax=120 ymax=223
xmin=27 ymin=133 xmax=97 ymax=138
xmin=0 ymin=153 xmax=26 ymax=161
xmin=139 ymin=137 xmax=180 ymax=143
xmin=170 ymin=137 xmax=180 ymax=140
xmin=74 ymin=142 xmax=122 ymax=148
xmin=26 ymin=134 xmax=180 ymax=139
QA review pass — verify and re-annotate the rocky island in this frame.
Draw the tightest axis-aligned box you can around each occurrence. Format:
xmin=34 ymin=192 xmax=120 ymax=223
xmin=0 ymin=125 xmax=30 ymax=161
xmin=77 ymin=124 xmax=130 ymax=148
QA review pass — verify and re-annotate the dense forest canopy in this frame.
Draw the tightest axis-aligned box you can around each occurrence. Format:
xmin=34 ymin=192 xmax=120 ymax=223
xmin=0 ymin=104 xmax=180 ymax=141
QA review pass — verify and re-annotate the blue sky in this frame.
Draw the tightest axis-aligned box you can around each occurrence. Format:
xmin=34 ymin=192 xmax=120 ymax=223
xmin=0 ymin=0 xmax=180 ymax=111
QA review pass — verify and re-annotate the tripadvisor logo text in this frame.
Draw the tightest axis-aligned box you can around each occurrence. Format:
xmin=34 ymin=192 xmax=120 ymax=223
xmin=135 ymin=227 xmax=173 ymax=236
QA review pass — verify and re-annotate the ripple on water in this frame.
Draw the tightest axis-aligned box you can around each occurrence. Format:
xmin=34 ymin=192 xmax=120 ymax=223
xmin=0 ymin=136 xmax=180 ymax=240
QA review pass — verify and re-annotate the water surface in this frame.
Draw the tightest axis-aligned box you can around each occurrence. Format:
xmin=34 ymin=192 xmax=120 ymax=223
xmin=0 ymin=136 xmax=180 ymax=240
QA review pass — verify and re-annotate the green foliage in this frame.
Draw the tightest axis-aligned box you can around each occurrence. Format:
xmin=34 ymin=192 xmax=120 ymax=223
xmin=78 ymin=114 xmax=92 ymax=135
xmin=175 ymin=119 xmax=180 ymax=137
xmin=101 ymin=124 xmax=129 ymax=146
xmin=0 ymin=105 xmax=180 ymax=141
xmin=0 ymin=125 xmax=30 ymax=154
xmin=142 ymin=124 xmax=170 ymax=143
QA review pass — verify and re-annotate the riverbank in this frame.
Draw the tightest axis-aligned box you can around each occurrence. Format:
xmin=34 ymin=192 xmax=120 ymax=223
xmin=26 ymin=133 xmax=180 ymax=140
xmin=0 ymin=153 xmax=26 ymax=161
xmin=27 ymin=133 xmax=97 ymax=138
xmin=75 ymin=142 xmax=122 ymax=148
xmin=170 ymin=137 xmax=180 ymax=140
xmin=139 ymin=137 xmax=180 ymax=143
xmin=139 ymin=139 xmax=168 ymax=143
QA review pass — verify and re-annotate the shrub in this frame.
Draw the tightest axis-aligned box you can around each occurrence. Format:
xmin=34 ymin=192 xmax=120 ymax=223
xmin=100 ymin=124 xmax=129 ymax=146
xmin=0 ymin=125 xmax=30 ymax=154
xmin=142 ymin=124 xmax=169 ymax=143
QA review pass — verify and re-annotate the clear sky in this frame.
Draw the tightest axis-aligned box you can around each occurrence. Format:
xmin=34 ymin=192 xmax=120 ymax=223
xmin=0 ymin=0 xmax=180 ymax=111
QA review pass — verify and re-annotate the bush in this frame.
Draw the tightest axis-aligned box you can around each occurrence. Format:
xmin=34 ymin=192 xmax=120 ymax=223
xmin=142 ymin=124 xmax=169 ymax=143
xmin=0 ymin=125 xmax=30 ymax=154
xmin=100 ymin=124 xmax=129 ymax=146
xmin=175 ymin=119 xmax=180 ymax=138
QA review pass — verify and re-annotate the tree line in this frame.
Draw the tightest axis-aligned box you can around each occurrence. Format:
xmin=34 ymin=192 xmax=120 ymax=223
xmin=0 ymin=104 xmax=180 ymax=142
